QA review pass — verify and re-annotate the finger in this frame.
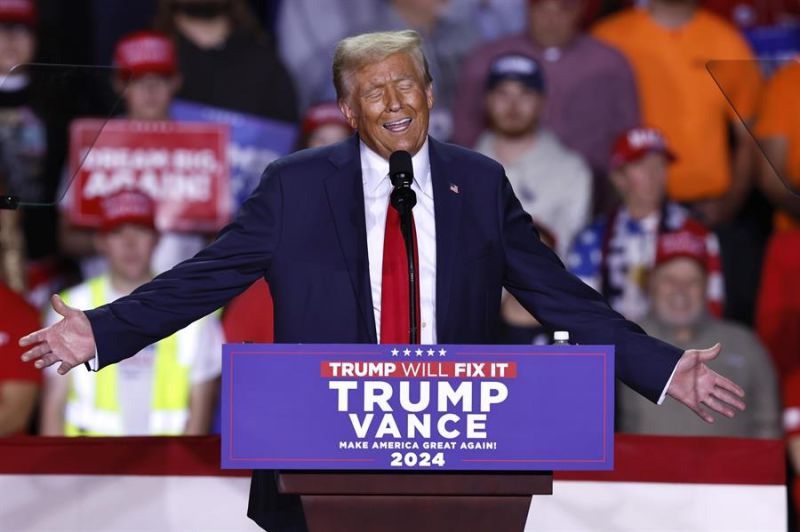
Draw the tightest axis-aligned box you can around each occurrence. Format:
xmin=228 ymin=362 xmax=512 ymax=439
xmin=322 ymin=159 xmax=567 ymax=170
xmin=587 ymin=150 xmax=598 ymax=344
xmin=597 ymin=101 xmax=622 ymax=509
xmin=702 ymin=395 xmax=735 ymax=418
xmin=51 ymin=294 xmax=73 ymax=318
xmin=35 ymin=353 xmax=62 ymax=370
xmin=712 ymin=387 xmax=746 ymax=411
xmin=696 ymin=343 xmax=722 ymax=363
xmin=690 ymin=403 xmax=715 ymax=424
xmin=20 ymin=343 xmax=52 ymax=362
xmin=57 ymin=360 xmax=76 ymax=376
xmin=19 ymin=327 xmax=48 ymax=347
xmin=714 ymin=374 xmax=745 ymax=399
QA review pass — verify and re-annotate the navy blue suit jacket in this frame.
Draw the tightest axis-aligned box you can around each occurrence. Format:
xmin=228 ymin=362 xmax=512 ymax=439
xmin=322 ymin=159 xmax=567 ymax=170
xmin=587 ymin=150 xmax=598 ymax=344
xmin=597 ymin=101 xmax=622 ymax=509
xmin=85 ymin=135 xmax=681 ymax=531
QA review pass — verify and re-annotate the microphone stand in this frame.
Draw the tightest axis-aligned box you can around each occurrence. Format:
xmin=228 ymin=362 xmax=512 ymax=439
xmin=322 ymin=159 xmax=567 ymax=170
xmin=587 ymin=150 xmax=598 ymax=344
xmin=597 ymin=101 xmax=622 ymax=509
xmin=390 ymin=186 xmax=418 ymax=344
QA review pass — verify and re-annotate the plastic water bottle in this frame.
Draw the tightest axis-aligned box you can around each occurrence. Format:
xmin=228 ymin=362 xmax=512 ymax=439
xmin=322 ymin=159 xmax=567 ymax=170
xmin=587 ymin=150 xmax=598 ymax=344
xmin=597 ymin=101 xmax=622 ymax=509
xmin=553 ymin=331 xmax=570 ymax=345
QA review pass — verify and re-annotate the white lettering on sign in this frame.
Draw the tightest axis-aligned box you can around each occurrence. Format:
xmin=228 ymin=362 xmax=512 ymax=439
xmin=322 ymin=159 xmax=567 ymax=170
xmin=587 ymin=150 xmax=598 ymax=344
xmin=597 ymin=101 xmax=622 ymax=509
xmin=82 ymin=171 xmax=213 ymax=202
xmin=83 ymin=147 xmax=218 ymax=172
xmin=79 ymin=146 xmax=220 ymax=204
xmin=329 ymin=381 xmax=507 ymax=440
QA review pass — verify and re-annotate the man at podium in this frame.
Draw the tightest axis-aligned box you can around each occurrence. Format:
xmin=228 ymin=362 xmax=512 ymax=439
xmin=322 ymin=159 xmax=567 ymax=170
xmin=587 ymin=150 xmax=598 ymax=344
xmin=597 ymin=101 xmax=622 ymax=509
xmin=20 ymin=30 xmax=745 ymax=532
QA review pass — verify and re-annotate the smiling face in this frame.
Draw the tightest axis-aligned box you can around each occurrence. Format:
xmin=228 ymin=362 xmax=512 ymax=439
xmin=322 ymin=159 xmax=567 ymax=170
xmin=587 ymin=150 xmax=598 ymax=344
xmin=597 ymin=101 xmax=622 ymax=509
xmin=649 ymin=257 xmax=707 ymax=328
xmin=339 ymin=52 xmax=433 ymax=159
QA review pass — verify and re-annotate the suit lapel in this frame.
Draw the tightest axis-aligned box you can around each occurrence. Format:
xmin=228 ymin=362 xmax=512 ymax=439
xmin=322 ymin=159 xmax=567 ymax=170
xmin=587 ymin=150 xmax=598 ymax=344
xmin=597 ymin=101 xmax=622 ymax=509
xmin=429 ymin=138 xmax=462 ymax=340
xmin=324 ymin=135 xmax=377 ymax=343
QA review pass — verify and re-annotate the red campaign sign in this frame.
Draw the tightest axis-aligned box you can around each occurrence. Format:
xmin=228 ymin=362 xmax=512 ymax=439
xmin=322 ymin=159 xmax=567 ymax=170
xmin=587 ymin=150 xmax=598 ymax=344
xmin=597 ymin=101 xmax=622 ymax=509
xmin=68 ymin=119 xmax=231 ymax=232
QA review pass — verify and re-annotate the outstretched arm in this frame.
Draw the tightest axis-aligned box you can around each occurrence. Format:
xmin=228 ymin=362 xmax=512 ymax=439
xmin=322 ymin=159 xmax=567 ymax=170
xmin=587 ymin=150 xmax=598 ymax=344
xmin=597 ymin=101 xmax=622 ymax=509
xmin=21 ymin=163 xmax=285 ymax=373
xmin=498 ymin=172 xmax=681 ymax=402
xmin=498 ymin=172 xmax=746 ymax=420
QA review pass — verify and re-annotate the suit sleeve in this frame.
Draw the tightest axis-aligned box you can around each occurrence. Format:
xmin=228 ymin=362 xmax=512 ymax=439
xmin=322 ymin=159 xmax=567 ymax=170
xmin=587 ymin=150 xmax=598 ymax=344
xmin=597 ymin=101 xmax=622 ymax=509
xmin=85 ymin=163 xmax=284 ymax=369
xmin=497 ymin=173 xmax=682 ymax=403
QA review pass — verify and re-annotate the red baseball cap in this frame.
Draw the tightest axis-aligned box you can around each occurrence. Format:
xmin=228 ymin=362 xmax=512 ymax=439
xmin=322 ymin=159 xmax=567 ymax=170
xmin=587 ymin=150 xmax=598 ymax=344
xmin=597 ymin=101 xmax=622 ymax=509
xmin=113 ymin=31 xmax=178 ymax=79
xmin=0 ymin=0 xmax=37 ymax=26
xmin=301 ymin=101 xmax=351 ymax=136
xmin=99 ymin=191 xmax=157 ymax=233
xmin=654 ymin=226 xmax=709 ymax=271
xmin=610 ymin=127 xmax=676 ymax=171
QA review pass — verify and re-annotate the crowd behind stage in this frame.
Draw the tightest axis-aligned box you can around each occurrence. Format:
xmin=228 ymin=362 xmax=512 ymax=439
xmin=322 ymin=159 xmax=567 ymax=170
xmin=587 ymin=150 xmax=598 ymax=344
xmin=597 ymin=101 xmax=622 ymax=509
xmin=0 ymin=0 xmax=799 ymax=525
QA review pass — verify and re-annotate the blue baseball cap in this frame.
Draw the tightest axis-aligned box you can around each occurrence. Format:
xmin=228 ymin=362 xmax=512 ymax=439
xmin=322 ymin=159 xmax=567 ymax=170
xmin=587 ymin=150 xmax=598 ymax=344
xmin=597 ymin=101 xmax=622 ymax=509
xmin=485 ymin=53 xmax=546 ymax=94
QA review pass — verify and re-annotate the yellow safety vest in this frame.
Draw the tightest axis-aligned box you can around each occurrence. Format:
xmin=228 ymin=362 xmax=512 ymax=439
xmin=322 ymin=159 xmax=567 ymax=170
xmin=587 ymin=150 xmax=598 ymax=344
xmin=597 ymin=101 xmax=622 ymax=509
xmin=62 ymin=276 xmax=191 ymax=436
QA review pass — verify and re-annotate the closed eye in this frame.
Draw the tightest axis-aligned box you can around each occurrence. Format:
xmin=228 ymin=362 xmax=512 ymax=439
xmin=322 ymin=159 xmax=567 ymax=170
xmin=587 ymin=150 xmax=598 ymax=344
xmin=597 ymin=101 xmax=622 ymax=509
xmin=363 ymin=88 xmax=383 ymax=102
xmin=396 ymin=80 xmax=414 ymax=91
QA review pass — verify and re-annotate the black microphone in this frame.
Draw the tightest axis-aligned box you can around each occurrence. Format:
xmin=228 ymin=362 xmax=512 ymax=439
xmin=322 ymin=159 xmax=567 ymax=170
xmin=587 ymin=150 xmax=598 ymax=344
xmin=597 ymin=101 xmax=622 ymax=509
xmin=388 ymin=150 xmax=419 ymax=344
xmin=389 ymin=150 xmax=416 ymax=215
xmin=389 ymin=150 xmax=413 ymax=188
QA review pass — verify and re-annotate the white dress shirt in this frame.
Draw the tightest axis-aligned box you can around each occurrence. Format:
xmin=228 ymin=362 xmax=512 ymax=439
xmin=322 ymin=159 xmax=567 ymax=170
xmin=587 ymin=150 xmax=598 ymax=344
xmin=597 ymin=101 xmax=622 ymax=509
xmin=360 ymin=139 xmax=437 ymax=344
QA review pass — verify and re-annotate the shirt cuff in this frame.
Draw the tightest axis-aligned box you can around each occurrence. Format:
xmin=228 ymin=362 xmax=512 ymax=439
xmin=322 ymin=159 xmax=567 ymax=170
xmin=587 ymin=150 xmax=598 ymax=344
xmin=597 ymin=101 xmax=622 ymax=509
xmin=657 ymin=362 xmax=679 ymax=405
xmin=84 ymin=349 xmax=99 ymax=372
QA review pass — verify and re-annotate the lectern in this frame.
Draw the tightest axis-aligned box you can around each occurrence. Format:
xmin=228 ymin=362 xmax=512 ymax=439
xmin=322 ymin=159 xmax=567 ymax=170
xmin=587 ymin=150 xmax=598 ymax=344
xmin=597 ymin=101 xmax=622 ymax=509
xmin=278 ymin=471 xmax=552 ymax=532
xmin=223 ymin=344 xmax=614 ymax=532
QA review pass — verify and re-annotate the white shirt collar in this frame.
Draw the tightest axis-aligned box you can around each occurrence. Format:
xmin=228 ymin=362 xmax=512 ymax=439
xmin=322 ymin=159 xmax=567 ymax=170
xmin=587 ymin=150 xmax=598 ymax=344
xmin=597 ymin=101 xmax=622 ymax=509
xmin=360 ymin=138 xmax=431 ymax=194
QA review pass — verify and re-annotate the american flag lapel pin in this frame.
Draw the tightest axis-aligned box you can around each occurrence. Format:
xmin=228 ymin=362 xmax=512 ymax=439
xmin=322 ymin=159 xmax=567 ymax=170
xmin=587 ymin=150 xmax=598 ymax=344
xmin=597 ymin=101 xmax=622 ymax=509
xmin=449 ymin=183 xmax=459 ymax=194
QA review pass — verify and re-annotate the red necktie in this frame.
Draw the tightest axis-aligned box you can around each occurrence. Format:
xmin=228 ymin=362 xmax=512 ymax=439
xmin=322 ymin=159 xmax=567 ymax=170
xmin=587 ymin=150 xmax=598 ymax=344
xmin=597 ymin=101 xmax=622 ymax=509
xmin=380 ymin=203 xmax=421 ymax=344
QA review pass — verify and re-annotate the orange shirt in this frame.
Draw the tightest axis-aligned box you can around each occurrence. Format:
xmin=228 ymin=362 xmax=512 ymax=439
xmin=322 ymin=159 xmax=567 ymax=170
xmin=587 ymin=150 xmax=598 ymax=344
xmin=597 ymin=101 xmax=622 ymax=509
xmin=593 ymin=8 xmax=761 ymax=201
xmin=755 ymin=60 xmax=800 ymax=231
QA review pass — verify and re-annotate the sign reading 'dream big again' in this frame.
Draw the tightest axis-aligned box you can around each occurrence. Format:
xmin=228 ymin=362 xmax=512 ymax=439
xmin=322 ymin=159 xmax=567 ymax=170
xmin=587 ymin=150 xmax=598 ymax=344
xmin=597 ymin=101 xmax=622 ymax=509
xmin=222 ymin=344 xmax=614 ymax=471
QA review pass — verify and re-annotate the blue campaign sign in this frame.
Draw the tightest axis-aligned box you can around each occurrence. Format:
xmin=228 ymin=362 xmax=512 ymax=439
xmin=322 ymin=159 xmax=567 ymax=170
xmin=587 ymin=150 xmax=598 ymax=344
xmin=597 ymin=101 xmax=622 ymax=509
xmin=222 ymin=344 xmax=614 ymax=471
xmin=170 ymin=100 xmax=298 ymax=209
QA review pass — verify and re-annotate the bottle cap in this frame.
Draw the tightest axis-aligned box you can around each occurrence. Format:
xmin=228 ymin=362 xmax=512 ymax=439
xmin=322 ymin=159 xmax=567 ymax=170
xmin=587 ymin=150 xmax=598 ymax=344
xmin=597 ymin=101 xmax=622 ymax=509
xmin=553 ymin=331 xmax=570 ymax=342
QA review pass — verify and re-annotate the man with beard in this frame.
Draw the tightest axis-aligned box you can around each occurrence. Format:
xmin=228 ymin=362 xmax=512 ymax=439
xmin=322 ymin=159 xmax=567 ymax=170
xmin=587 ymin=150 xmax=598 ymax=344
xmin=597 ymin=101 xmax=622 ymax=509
xmin=475 ymin=53 xmax=591 ymax=344
xmin=452 ymin=0 xmax=639 ymax=215
xmin=474 ymin=53 xmax=591 ymax=259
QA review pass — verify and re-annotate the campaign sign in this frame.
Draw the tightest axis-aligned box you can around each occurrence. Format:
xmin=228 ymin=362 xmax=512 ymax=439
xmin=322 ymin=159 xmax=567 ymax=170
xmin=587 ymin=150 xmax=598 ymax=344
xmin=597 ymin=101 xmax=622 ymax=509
xmin=170 ymin=99 xmax=298 ymax=209
xmin=68 ymin=119 xmax=230 ymax=232
xmin=222 ymin=344 xmax=614 ymax=471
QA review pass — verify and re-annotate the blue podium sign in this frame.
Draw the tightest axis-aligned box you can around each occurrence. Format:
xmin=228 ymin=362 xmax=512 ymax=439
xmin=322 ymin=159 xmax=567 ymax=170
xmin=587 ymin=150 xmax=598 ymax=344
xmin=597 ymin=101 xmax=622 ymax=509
xmin=221 ymin=344 xmax=614 ymax=471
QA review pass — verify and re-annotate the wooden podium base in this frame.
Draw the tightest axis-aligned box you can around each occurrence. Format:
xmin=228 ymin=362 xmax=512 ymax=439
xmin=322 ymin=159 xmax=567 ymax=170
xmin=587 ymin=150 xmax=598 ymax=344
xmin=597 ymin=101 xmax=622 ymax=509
xmin=301 ymin=494 xmax=534 ymax=532
xmin=279 ymin=471 xmax=553 ymax=532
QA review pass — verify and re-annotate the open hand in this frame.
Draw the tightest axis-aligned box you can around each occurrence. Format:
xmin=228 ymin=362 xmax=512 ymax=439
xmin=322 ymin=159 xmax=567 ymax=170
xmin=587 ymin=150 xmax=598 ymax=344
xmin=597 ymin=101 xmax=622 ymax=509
xmin=19 ymin=295 xmax=96 ymax=375
xmin=667 ymin=343 xmax=746 ymax=423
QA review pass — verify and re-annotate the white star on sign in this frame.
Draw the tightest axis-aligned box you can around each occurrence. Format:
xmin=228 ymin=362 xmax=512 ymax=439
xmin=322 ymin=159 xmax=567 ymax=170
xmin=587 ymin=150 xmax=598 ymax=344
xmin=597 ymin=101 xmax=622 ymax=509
xmin=403 ymin=348 xmax=411 ymax=357
xmin=439 ymin=348 xmax=447 ymax=357
xmin=415 ymin=349 xmax=423 ymax=356
xmin=427 ymin=349 xmax=435 ymax=357
xmin=391 ymin=348 xmax=399 ymax=357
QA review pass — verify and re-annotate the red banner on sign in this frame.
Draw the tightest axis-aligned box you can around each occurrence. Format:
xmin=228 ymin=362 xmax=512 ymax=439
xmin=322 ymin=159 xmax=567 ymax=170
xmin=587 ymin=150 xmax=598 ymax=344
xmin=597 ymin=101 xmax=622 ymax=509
xmin=68 ymin=119 xmax=230 ymax=232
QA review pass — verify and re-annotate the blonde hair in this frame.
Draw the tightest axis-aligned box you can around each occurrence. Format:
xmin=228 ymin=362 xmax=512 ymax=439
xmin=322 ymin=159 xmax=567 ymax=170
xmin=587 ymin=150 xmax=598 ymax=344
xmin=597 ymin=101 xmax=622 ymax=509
xmin=332 ymin=30 xmax=432 ymax=102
